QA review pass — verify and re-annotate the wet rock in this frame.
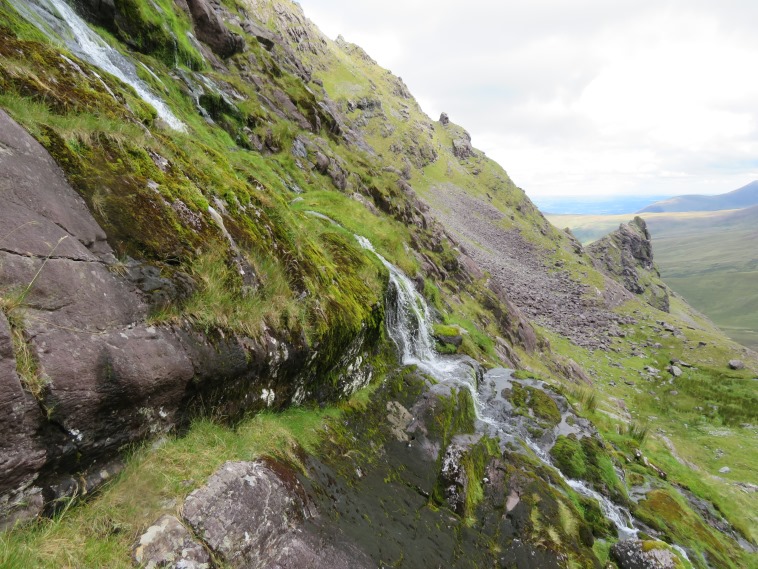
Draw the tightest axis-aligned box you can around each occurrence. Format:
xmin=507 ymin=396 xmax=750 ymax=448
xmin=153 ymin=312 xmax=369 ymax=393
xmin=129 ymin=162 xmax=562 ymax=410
xmin=611 ymin=539 xmax=680 ymax=569
xmin=183 ymin=460 xmax=372 ymax=568
xmin=728 ymin=359 xmax=745 ymax=370
xmin=133 ymin=514 xmax=211 ymax=569
xmin=185 ymin=0 xmax=245 ymax=58
xmin=438 ymin=436 xmax=477 ymax=515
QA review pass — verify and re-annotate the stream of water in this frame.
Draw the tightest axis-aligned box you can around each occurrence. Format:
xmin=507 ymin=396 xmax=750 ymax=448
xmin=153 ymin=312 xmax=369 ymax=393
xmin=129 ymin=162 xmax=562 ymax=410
xmin=355 ymin=234 xmax=642 ymax=541
xmin=10 ymin=0 xmax=186 ymax=131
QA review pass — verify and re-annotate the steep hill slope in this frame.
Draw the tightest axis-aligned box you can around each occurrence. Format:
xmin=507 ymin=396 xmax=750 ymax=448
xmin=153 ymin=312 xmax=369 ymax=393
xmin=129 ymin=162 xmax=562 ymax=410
xmin=0 ymin=0 xmax=756 ymax=567
xmin=638 ymin=180 xmax=758 ymax=212
xmin=548 ymin=207 xmax=758 ymax=351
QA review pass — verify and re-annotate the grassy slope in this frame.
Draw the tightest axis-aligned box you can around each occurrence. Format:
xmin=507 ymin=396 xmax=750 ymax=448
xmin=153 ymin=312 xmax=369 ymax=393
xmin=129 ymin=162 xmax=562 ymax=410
xmin=548 ymin=210 xmax=758 ymax=350
xmin=0 ymin=0 xmax=756 ymax=566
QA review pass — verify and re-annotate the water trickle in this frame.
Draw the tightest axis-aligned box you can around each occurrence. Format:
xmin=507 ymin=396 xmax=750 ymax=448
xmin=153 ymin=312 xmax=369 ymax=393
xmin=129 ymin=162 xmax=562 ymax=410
xmin=356 ymin=234 xmax=642 ymax=540
xmin=10 ymin=0 xmax=186 ymax=131
xmin=355 ymin=236 xmax=482 ymax=402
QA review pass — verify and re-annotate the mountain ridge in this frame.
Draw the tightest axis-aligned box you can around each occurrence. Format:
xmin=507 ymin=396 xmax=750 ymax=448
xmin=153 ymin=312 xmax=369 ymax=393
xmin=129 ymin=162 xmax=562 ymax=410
xmin=637 ymin=180 xmax=758 ymax=213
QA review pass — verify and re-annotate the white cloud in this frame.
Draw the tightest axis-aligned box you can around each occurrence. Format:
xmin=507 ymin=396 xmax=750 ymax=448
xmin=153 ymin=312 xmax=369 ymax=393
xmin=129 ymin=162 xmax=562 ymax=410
xmin=298 ymin=0 xmax=758 ymax=198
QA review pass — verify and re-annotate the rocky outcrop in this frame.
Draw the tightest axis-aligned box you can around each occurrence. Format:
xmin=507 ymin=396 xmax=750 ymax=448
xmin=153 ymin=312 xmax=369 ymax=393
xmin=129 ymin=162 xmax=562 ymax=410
xmin=611 ymin=540 xmax=680 ymax=569
xmin=0 ymin=110 xmax=379 ymax=524
xmin=133 ymin=515 xmax=211 ymax=569
xmin=587 ymin=217 xmax=670 ymax=312
xmin=183 ymin=0 xmax=245 ymax=58
xmin=179 ymin=460 xmax=372 ymax=568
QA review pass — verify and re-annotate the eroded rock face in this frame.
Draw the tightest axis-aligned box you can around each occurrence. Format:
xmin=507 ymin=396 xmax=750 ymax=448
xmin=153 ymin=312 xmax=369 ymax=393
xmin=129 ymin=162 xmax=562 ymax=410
xmin=0 ymin=110 xmax=380 ymax=524
xmin=587 ymin=217 xmax=670 ymax=312
xmin=184 ymin=0 xmax=245 ymax=58
xmin=181 ymin=460 xmax=372 ymax=569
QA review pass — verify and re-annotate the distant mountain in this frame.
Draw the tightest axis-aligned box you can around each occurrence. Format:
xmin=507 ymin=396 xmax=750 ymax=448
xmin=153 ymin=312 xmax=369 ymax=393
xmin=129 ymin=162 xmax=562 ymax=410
xmin=637 ymin=180 xmax=758 ymax=213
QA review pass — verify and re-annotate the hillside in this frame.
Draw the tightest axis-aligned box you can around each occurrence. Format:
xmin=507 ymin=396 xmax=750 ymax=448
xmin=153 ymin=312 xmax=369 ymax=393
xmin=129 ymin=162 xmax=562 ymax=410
xmin=0 ymin=0 xmax=756 ymax=568
xmin=638 ymin=180 xmax=758 ymax=213
xmin=548 ymin=207 xmax=758 ymax=351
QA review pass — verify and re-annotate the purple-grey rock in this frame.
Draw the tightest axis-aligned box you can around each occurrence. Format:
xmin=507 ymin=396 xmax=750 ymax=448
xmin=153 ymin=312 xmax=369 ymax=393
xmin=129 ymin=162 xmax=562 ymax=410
xmin=133 ymin=514 xmax=211 ymax=569
xmin=611 ymin=539 xmax=680 ymax=569
xmin=728 ymin=359 xmax=745 ymax=370
xmin=182 ymin=460 xmax=372 ymax=568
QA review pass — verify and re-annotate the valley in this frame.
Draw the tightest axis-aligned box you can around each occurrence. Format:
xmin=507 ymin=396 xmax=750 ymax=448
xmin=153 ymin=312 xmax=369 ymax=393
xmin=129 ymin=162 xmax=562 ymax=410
xmin=548 ymin=206 xmax=758 ymax=351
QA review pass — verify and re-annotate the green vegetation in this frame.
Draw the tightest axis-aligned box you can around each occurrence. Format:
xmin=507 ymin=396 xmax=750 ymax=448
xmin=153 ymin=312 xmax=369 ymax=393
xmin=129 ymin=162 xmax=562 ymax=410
xmin=0 ymin=0 xmax=756 ymax=567
xmin=0 ymin=405 xmax=346 ymax=568
xmin=508 ymin=383 xmax=561 ymax=426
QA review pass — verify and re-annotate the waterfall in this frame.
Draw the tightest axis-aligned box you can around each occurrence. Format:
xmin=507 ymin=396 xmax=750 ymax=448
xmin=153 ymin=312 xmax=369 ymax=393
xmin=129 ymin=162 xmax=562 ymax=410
xmin=354 ymin=235 xmax=482 ymax=398
xmin=10 ymin=0 xmax=186 ymax=131
xmin=354 ymin=235 xmax=687 ymax=548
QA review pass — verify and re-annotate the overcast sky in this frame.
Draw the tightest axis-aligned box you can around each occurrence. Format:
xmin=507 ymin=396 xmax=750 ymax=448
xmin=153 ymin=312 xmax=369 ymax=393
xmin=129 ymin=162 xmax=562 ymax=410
xmin=297 ymin=0 xmax=758 ymax=198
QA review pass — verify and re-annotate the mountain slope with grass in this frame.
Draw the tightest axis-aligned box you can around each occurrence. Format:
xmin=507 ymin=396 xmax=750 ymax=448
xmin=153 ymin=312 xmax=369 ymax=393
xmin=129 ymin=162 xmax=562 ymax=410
xmin=0 ymin=0 xmax=756 ymax=567
xmin=548 ymin=207 xmax=758 ymax=351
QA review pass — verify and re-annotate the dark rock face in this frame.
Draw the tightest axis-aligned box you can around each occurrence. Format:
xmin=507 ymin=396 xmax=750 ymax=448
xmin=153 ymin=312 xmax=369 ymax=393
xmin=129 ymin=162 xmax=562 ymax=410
xmin=184 ymin=0 xmax=245 ymax=58
xmin=0 ymin=314 xmax=46 ymax=529
xmin=0 ymin=110 xmax=379 ymax=523
xmin=611 ymin=540 xmax=679 ymax=569
xmin=182 ymin=460 xmax=372 ymax=568
xmin=587 ymin=216 xmax=670 ymax=312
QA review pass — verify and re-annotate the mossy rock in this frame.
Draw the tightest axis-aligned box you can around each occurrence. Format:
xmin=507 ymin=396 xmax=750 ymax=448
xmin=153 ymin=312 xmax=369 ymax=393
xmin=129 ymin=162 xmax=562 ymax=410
xmin=550 ymin=434 xmax=627 ymax=503
xmin=509 ymin=382 xmax=561 ymax=426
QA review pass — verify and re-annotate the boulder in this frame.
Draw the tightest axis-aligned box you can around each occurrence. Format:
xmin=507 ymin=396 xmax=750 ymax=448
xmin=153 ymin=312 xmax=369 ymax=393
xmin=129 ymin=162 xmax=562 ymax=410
xmin=667 ymin=365 xmax=682 ymax=378
xmin=133 ymin=515 xmax=211 ymax=569
xmin=439 ymin=112 xmax=450 ymax=125
xmin=728 ymin=359 xmax=745 ymax=370
xmin=182 ymin=460 xmax=372 ymax=568
xmin=611 ymin=540 xmax=680 ymax=569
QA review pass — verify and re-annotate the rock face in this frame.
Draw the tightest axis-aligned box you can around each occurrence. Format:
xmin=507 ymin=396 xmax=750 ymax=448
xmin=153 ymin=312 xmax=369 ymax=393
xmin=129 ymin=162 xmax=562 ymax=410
xmin=611 ymin=540 xmax=680 ymax=569
xmin=0 ymin=110 xmax=379 ymax=523
xmin=184 ymin=0 xmax=245 ymax=58
xmin=181 ymin=460 xmax=372 ymax=568
xmin=587 ymin=216 xmax=670 ymax=312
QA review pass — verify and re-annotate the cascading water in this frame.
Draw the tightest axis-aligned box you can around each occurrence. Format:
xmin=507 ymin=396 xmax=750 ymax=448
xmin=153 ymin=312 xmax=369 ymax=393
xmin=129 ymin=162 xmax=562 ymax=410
xmin=10 ymin=0 xmax=186 ymax=131
xmin=356 ymin=234 xmax=644 ymax=543
xmin=355 ymin=236 xmax=482 ymax=393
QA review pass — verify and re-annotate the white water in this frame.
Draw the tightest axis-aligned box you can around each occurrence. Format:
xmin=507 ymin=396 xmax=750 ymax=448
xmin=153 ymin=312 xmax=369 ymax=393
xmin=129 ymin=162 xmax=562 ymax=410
xmin=11 ymin=0 xmax=186 ymax=131
xmin=356 ymin=234 xmax=642 ymax=541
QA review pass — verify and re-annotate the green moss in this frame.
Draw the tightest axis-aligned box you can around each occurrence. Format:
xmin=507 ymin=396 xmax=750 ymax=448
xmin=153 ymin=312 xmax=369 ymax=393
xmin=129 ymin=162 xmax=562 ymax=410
xmin=635 ymin=488 xmax=750 ymax=569
xmin=551 ymin=435 xmax=587 ymax=479
xmin=111 ymin=0 xmax=204 ymax=69
xmin=509 ymin=383 xmax=561 ymax=426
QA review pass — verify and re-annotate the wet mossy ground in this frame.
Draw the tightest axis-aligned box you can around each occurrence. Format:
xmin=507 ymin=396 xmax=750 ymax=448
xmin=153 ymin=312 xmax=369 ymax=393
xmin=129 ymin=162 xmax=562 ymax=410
xmin=301 ymin=368 xmax=606 ymax=568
